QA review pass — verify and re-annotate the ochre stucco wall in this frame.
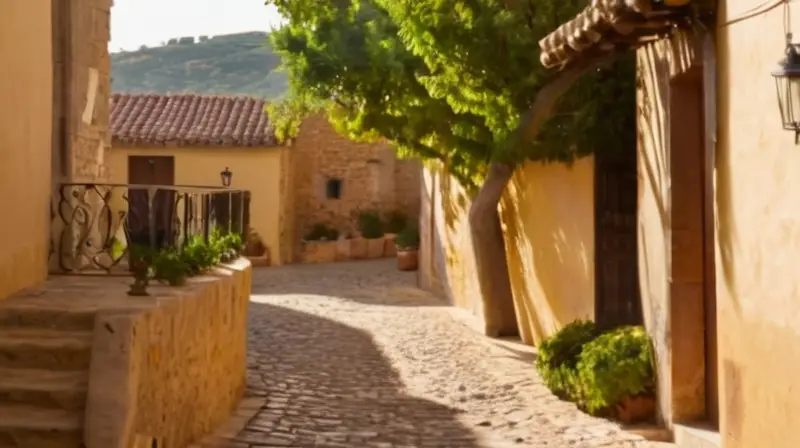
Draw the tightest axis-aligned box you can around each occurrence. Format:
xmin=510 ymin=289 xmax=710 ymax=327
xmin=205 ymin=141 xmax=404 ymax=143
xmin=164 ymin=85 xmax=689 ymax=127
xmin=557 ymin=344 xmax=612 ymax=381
xmin=501 ymin=157 xmax=595 ymax=346
xmin=715 ymin=1 xmax=800 ymax=446
xmin=84 ymin=259 xmax=251 ymax=448
xmin=106 ymin=146 xmax=286 ymax=265
xmin=0 ymin=1 xmax=52 ymax=300
xmin=419 ymin=158 xmax=595 ymax=343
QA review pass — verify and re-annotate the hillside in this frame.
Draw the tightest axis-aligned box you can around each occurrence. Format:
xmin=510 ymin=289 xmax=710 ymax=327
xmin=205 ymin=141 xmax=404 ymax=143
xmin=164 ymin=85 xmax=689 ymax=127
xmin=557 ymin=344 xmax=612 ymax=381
xmin=111 ymin=32 xmax=288 ymax=99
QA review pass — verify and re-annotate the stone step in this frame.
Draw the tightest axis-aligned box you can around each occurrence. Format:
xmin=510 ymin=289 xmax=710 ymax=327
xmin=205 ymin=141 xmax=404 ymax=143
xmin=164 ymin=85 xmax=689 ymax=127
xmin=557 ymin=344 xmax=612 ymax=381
xmin=0 ymin=307 xmax=96 ymax=332
xmin=0 ymin=367 xmax=88 ymax=411
xmin=0 ymin=328 xmax=93 ymax=371
xmin=0 ymin=404 xmax=83 ymax=448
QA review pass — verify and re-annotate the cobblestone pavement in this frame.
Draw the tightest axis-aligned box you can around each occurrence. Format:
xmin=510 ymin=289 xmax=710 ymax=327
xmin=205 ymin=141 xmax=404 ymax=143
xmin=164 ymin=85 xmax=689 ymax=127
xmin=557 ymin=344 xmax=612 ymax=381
xmin=209 ymin=260 xmax=671 ymax=448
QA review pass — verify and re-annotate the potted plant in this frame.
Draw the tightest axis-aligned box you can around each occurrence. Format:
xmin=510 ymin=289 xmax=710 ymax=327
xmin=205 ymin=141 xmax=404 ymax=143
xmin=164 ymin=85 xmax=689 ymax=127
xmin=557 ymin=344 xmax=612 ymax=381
xmin=127 ymin=244 xmax=154 ymax=296
xmin=151 ymin=249 xmax=191 ymax=286
xmin=243 ymin=227 xmax=270 ymax=266
xmin=393 ymin=226 xmax=419 ymax=271
xmin=358 ymin=210 xmax=385 ymax=258
xmin=383 ymin=210 xmax=408 ymax=257
xmin=302 ymin=223 xmax=339 ymax=263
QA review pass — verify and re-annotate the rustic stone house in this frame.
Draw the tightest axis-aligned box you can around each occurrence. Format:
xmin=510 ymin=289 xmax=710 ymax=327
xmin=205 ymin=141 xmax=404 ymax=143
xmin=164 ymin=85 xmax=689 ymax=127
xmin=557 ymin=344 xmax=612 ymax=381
xmin=285 ymin=113 xmax=422 ymax=261
xmin=107 ymin=96 xmax=421 ymax=265
xmin=107 ymin=93 xmax=289 ymax=265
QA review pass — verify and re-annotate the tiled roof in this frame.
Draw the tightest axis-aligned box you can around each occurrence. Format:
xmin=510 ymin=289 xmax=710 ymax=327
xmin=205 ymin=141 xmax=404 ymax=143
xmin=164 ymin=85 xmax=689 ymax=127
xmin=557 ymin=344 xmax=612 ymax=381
xmin=110 ymin=93 xmax=278 ymax=147
xmin=539 ymin=0 xmax=692 ymax=69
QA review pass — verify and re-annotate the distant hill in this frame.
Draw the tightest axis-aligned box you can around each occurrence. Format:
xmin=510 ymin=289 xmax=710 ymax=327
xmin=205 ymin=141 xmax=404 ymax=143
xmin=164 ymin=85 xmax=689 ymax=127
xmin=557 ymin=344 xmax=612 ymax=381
xmin=111 ymin=32 xmax=288 ymax=99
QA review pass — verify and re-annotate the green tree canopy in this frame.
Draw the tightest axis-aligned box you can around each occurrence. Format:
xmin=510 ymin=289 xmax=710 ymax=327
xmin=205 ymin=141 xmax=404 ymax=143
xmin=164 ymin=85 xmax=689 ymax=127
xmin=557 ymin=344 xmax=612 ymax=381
xmin=267 ymin=0 xmax=634 ymax=336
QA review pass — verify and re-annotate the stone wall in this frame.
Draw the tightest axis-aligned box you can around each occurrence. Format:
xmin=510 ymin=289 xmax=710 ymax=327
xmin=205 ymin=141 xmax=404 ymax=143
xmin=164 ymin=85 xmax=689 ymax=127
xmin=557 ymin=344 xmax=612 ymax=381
xmin=289 ymin=114 xmax=421 ymax=245
xmin=84 ymin=260 xmax=251 ymax=448
xmin=52 ymin=0 xmax=112 ymax=183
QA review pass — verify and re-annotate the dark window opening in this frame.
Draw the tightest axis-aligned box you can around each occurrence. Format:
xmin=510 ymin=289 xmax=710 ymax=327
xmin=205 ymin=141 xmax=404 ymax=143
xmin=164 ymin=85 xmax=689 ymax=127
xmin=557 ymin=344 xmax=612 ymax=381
xmin=326 ymin=178 xmax=343 ymax=199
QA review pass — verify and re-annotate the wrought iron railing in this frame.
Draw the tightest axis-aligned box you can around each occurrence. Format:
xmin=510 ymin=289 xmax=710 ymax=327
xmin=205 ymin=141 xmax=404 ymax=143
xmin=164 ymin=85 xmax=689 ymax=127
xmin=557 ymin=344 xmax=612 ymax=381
xmin=49 ymin=183 xmax=250 ymax=275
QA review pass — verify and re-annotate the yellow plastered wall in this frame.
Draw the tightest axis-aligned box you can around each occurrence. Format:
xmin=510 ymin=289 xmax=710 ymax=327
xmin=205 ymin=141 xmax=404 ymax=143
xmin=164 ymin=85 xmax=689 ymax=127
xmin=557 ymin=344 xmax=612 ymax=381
xmin=501 ymin=157 xmax=595 ymax=345
xmin=419 ymin=158 xmax=595 ymax=343
xmin=106 ymin=146 xmax=285 ymax=265
xmin=713 ymin=0 xmax=800 ymax=445
xmin=0 ymin=1 xmax=52 ymax=300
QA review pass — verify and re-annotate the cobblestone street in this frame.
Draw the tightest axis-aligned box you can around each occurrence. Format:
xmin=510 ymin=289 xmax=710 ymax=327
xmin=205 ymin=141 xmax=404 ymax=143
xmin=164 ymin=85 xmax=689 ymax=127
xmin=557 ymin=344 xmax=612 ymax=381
xmin=199 ymin=260 xmax=671 ymax=448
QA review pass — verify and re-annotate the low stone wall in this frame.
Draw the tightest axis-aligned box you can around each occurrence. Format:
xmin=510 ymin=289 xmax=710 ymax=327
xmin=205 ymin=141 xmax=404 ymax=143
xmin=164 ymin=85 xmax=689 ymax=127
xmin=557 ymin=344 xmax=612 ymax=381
xmin=83 ymin=259 xmax=252 ymax=448
xmin=300 ymin=235 xmax=397 ymax=264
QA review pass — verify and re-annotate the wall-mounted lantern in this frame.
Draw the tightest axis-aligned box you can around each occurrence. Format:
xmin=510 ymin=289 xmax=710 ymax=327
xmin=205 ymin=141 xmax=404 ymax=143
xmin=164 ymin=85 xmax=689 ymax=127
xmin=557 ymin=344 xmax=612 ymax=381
xmin=772 ymin=34 xmax=800 ymax=143
xmin=220 ymin=167 xmax=233 ymax=187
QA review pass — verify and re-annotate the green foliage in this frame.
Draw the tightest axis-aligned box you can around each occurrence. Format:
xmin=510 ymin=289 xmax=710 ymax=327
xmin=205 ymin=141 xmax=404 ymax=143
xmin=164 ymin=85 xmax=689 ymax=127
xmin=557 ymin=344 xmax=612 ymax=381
xmin=266 ymin=0 xmax=636 ymax=187
xmin=393 ymin=226 xmax=419 ymax=250
xmin=112 ymin=32 xmax=288 ymax=99
xmin=151 ymin=249 xmax=191 ymax=286
xmin=383 ymin=210 xmax=408 ymax=234
xmin=535 ymin=322 xmax=656 ymax=415
xmin=535 ymin=320 xmax=599 ymax=400
xmin=305 ymin=223 xmax=340 ymax=241
xmin=358 ymin=211 xmax=384 ymax=239
xmin=182 ymin=235 xmax=222 ymax=275
xmin=576 ymin=326 xmax=656 ymax=414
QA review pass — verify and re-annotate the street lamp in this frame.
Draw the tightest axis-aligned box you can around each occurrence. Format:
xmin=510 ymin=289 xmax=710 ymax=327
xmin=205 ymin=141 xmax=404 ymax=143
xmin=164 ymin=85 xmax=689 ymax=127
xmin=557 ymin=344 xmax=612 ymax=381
xmin=220 ymin=167 xmax=233 ymax=187
xmin=772 ymin=33 xmax=800 ymax=144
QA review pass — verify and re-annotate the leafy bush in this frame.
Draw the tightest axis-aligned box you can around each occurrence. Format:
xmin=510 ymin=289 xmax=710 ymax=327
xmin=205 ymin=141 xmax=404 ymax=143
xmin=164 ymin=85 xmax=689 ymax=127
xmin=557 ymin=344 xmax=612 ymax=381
xmin=383 ymin=211 xmax=408 ymax=234
xmin=535 ymin=320 xmax=599 ymax=401
xmin=358 ymin=210 xmax=384 ymax=239
xmin=305 ymin=223 xmax=339 ymax=241
xmin=182 ymin=235 xmax=221 ymax=275
xmin=151 ymin=249 xmax=191 ymax=286
xmin=394 ymin=226 xmax=420 ymax=250
xmin=576 ymin=326 xmax=655 ymax=414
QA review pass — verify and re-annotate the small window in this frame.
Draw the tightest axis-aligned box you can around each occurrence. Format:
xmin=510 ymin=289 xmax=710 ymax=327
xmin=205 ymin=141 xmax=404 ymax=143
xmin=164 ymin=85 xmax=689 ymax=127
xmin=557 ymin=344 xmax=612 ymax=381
xmin=325 ymin=178 xmax=343 ymax=199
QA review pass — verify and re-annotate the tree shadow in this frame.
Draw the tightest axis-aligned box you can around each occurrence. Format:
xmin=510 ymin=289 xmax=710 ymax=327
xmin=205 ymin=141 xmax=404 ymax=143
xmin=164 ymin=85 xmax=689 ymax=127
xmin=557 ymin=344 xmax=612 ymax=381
xmin=237 ymin=300 xmax=484 ymax=447
xmin=250 ymin=260 xmax=450 ymax=307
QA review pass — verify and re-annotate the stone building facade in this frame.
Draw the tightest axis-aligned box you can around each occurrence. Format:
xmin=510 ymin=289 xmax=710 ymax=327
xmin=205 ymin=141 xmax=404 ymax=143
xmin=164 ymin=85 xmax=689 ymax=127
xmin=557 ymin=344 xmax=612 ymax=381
xmin=286 ymin=114 xmax=421 ymax=257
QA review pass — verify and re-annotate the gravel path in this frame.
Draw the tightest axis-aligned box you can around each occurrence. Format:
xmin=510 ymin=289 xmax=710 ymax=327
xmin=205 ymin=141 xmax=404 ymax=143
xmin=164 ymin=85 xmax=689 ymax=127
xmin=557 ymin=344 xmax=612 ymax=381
xmin=217 ymin=260 xmax=669 ymax=447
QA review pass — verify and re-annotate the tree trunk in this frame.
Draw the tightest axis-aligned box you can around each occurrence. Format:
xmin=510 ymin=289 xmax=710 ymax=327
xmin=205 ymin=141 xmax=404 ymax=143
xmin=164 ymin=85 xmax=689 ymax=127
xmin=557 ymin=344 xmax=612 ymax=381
xmin=467 ymin=57 xmax=614 ymax=338
xmin=468 ymin=161 xmax=518 ymax=337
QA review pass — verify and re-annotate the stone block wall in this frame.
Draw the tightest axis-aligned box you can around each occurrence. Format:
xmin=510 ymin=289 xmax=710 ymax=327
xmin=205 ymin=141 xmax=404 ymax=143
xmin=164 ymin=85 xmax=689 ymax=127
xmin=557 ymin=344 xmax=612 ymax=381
xmin=52 ymin=0 xmax=112 ymax=183
xmin=289 ymin=114 xmax=421 ymax=244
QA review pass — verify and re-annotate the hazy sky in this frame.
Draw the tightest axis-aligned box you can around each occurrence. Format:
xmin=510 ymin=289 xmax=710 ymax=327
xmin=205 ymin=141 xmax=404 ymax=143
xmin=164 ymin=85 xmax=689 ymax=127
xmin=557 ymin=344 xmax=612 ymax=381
xmin=110 ymin=0 xmax=284 ymax=51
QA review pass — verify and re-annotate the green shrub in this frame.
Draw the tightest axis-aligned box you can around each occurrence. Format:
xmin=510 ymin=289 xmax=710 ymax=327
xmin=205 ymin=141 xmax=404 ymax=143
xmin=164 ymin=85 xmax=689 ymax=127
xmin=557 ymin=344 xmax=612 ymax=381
xmin=305 ymin=223 xmax=339 ymax=241
xmin=181 ymin=235 xmax=220 ymax=275
xmin=151 ymin=249 xmax=191 ymax=286
xmin=358 ymin=210 xmax=384 ymax=239
xmin=535 ymin=320 xmax=599 ymax=401
xmin=576 ymin=326 xmax=655 ymax=414
xmin=394 ymin=226 xmax=420 ymax=250
xmin=383 ymin=211 xmax=408 ymax=234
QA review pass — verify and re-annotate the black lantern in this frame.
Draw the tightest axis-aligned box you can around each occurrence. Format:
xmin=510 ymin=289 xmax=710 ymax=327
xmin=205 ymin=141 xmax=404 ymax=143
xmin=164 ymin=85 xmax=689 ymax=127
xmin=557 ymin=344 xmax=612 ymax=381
xmin=772 ymin=34 xmax=800 ymax=143
xmin=220 ymin=167 xmax=233 ymax=187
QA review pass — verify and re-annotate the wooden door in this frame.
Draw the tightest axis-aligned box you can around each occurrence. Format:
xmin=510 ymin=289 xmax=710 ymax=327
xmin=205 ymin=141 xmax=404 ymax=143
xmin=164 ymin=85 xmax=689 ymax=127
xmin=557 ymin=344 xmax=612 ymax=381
xmin=594 ymin=145 xmax=643 ymax=329
xmin=127 ymin=156 xmax=176 ymax=248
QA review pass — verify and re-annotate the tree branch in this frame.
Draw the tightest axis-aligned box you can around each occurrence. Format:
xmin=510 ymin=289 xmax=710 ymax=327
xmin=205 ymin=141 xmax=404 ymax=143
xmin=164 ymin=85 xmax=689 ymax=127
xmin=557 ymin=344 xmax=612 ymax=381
xmin=511 ymin=55 xmax=618 ymax=148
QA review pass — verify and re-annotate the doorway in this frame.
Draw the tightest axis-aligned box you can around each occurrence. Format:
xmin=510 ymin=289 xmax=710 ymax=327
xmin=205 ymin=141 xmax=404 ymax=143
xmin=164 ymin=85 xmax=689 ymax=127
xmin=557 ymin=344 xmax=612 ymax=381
xmin=594 ymin=139 xmax=643 ymax=329
xmin=127 ymin=156 xmax=176 ymax=249
xmin=668 ymin=67 xmax=719 ymax=426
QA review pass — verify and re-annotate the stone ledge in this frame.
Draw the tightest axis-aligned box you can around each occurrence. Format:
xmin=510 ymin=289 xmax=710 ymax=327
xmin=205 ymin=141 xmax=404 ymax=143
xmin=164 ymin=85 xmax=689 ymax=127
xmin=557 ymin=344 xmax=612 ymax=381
xmin=83 ymin=259 xmax=252 ymax=448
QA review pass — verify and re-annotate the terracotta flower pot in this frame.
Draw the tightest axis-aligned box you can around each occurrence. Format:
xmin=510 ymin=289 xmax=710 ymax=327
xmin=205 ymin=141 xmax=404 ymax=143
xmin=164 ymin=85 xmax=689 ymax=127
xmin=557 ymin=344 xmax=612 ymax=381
xmin=366 ymin=238 xmax=385 ymax=258
xmin=350 ymin=237 xmax=368 ymax=259
xmin=616 ymin=395 xmax=656 ymax=424
xmin=396 ymin=248 xmax=419 ymax=271
xmin=383 ymin=234 xmax=397 ymax=257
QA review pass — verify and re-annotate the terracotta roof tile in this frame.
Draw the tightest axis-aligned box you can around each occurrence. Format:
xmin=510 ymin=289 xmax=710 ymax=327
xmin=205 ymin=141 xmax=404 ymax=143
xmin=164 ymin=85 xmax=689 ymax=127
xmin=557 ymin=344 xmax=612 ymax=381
xmin=539 ymin=0 xmax=691 ymax=69
xmin=110 ymin=93 xmax=278 ymax=147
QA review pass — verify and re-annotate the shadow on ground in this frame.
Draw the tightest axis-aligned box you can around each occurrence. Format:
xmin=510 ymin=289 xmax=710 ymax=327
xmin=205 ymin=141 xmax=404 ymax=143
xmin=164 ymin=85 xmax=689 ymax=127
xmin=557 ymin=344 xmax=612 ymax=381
xmin=250 ymin=259 xmax=448 ymax=307
xmin=238 ymin=299 xmax=484 ymax=447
